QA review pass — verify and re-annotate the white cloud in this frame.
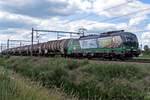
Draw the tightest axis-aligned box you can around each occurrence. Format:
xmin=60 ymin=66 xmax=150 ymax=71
xmin=141 ymin=32 xmax=150 ymax=46
xmin=129 ymin=15 xmax=148 ymax=26
xmin=0 ymin=0 xmax=32 ymax=6
xmin=67 ymin=0 xmax=92 ymax=12
xmin=0 ymin=0 xmax=150 ymax=48
xmin=0 ymin=28 xmax=30 ymax=40
xmin=1 ymin=0 xmax=150 ymax=18
xmin=90 ymin=0 xmax=150 ymax=18
xmin=116 ymin=23 xmax=128 ymax=30
xmin=0 ymin=10 xmax=40 ymax=25
xmin=146 ymin=23 xmax=150 ymax=30
xmin=140 ymin=24 xmax=150 ymax=47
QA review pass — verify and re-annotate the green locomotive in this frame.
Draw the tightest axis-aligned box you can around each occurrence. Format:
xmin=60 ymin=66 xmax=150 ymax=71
xmin=66 ymin=30 xmax=140 ymax=59
xmin=2 ymin=30 xmax=140 ymax=59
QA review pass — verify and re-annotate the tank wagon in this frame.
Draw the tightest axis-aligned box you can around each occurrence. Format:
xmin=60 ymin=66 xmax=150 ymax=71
xmin=1 ymin=30 xmax=140 ymax=59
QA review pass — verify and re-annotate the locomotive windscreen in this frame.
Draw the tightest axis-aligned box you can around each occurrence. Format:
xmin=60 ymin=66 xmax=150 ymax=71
xmin=123 ymin=32 xmax=139 ymax=47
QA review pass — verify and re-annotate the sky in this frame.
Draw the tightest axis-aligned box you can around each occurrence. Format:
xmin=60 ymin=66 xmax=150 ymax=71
xmin=0 ymin=0 xmax=150 ymax=49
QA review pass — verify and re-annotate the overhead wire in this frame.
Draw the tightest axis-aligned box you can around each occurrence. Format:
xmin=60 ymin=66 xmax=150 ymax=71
xmin=64 ymin=0 xmax=134 ymax=24
xmin=87 ymin=7 xmax=150 ymax=25
xmin=64 ymin=0 xmax=150 ymax=36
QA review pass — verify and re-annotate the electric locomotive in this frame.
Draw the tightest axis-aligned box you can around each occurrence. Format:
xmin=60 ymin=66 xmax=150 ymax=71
xmin=67 ymin=30 xmax=140 ymax=59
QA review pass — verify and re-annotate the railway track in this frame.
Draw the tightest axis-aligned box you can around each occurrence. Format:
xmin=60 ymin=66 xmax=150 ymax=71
xmin=125 ymin=59 xmax=150 ymax=63
xmin=3 ymin=55 xmax=150 ymax=64
xmin=68 ymin=56 xmax=150 ymax=64
xmin=89 ymin=58 xmax=150 ymax=64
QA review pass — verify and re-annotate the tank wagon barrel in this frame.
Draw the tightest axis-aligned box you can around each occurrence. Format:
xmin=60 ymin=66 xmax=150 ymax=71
xmin=12 ymin=39 xmax=71 ymax=56
xmin=46 ymin=39 xmax=70 ymax=54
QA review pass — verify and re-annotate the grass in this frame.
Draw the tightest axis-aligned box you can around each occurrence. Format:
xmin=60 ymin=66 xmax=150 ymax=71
xmin=137 ymin=51 xmax=150 ymax=59
xmin=0 ymin=66 xmax=77 ymax=100
xmin=1 ymin=56 xmax=150 ymax=99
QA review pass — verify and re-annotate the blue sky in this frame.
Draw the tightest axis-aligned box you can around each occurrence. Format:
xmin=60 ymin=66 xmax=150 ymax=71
xmin=143 ymin=0 xmax=150 ymax=3
xmin=0 ymin=0 xmax=150 ymax=49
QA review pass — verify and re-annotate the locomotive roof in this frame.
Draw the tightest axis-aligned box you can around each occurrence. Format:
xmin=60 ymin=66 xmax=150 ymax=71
xmin=80 ymin=35 xmax=99 ymax=40
xmin=79 ymin=31 xmax=135 ymax=40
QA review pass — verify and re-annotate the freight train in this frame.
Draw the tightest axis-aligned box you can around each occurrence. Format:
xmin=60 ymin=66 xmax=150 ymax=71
xmin=1 ymin=30 xmax=140 ymax=60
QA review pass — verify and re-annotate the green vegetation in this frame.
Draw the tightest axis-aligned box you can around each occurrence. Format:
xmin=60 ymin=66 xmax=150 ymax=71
xmin=138 ymin=45 xmax=150 ymax=59
xmin=1 ymin=56 xmax=150 ymax=99
xmin=137 ymin=51 xmax=150 ymax=59
xmin=0 ymin=65 xmax=77 ymax=100
xmin=0 ymin=68 xmax=48 ymax=100
xmin=143 ymin=51 xmax=150 ymax=57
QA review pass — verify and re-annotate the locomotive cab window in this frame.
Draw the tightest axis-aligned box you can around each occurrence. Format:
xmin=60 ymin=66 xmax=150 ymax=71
xmin=125 ymin=34 xmax=138 ymax=42
xmin=123 ymin=33 xmax=139 ymax=47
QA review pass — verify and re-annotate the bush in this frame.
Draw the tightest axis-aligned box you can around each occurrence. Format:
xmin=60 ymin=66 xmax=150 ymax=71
xmin=1 ymin=56 xmax=149 ymax=99
xmin=81 ymin=63 xmax=145 ymax=81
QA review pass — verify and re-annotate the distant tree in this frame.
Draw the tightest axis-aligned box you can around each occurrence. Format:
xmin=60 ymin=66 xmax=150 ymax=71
xmin=144 ymin=45 xmax=149 ymax=52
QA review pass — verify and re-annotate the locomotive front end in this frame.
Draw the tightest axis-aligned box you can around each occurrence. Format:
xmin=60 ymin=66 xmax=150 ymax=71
xmin=121 ymin=32 xmax=141 ymax=57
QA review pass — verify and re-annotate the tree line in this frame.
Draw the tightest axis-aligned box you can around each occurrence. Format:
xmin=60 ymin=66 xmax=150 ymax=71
xmin=144 ymin=45 xmax=150 ymax=52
